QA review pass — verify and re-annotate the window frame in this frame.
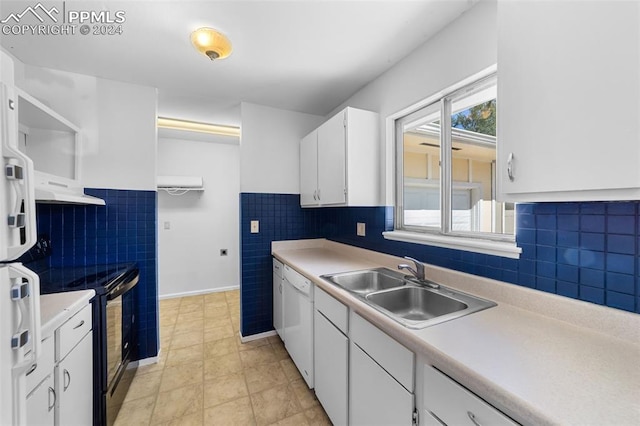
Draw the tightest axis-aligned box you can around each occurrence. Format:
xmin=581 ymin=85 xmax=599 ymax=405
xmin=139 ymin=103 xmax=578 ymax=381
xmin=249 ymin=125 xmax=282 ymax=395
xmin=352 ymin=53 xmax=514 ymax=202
xmin=387 ymin=71 xmax=521 ymax=258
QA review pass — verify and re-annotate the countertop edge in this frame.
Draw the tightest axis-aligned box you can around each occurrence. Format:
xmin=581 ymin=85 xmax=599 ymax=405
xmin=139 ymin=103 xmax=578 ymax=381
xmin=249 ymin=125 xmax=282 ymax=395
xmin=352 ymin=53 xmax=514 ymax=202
xmin=40 ymin=290 xmax=95 ymax=338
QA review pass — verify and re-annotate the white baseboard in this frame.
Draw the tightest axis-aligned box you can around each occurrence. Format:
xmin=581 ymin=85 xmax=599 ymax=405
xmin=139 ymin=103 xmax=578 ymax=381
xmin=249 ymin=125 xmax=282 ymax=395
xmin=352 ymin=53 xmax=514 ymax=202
xmin=130 ymin=351 xmax=161 ymax=368
xmin=159 ymin=285 xmax=239 ymax=300
xmin=239 ymin=330 xmax=277 ymax=343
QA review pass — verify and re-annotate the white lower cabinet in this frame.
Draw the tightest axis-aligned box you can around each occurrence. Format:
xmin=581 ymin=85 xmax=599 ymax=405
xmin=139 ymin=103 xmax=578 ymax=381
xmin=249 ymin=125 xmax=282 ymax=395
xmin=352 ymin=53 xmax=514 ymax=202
xmin=273 ymin=259 xmax=285 ymax=340
xmin=423 ymin=366 xmax=517 ymax=426
xmin=26 ymin=374 xmax=55 ymax=426
xmin=57 ymin=332 xmax=93 ymax=426
xmin=314 ymin=309 xmax=348 ymax=425
xmin=26 ymin=302 xmax=93 ymax=426
xmin=350 ymin=342 xmax=414 ymax=426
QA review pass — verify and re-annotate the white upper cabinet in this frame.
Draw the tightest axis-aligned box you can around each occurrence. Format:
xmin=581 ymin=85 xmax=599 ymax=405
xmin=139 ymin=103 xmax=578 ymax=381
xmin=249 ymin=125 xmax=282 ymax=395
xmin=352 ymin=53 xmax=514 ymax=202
xmin=497 ymin=0 xmax=640 ymax=202
xmin=300 ymin=107 xmax=379 ymax=207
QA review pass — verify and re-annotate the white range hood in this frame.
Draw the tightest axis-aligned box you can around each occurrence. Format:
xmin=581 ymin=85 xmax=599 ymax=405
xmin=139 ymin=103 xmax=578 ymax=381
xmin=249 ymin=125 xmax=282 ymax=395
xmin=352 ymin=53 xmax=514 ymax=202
xmin=34 ymin=172 xmax=105 ymax=206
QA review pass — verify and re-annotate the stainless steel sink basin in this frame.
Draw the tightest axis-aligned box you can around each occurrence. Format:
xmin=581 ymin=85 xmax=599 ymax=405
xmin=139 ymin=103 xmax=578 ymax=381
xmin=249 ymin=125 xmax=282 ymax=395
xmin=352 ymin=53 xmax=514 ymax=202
xmin=321 ymin=268 xmax=496 ymax=329
xmin=321 ymin=267 xmax=406 ymax=295
xmin=366 ymin=286 xmax=467 ymax=321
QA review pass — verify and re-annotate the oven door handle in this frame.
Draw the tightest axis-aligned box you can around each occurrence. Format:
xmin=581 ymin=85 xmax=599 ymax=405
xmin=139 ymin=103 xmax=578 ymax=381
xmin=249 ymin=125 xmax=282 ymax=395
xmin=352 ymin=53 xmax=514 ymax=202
xmin=107 ymin=273 xmax=139 ymax=300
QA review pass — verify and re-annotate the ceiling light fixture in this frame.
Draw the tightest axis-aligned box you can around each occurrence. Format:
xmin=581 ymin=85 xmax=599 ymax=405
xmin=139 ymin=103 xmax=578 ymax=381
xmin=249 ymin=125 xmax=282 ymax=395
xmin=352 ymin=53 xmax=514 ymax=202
xmin=157 ymin=117 xmax=240 ymax=137
xmin=190 ymin=27 xmax=232 ymax=61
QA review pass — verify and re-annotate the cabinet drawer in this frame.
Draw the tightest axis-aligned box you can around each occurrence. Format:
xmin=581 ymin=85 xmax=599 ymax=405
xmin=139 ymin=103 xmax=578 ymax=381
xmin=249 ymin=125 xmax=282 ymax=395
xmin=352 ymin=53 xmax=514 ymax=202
xmin=26 ymin=334 xmax=54 ymax=394
xmin=273 ymin=258 xmax=283 ymax=277
xmin=350 ymin=312 xmax=414 ymax=391
xmin=424 ymin=366 xmax=518 ymax=426
xmin=315 ymin=286 xmax=348 ymax=334
xmin=56 ymin=304 xmax=92 ymax=361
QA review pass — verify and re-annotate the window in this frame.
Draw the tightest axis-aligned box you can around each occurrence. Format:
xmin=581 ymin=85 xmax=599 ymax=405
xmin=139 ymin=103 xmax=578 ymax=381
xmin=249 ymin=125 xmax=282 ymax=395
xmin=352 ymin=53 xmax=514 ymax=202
xmin=387 ymin=73 xmax=519 ymax=257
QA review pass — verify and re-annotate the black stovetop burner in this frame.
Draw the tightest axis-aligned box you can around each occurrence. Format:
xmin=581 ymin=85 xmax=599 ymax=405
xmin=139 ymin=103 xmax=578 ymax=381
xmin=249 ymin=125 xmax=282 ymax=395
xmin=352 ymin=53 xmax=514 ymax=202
xmin=36 ymin=262 xmax=138 ymax=296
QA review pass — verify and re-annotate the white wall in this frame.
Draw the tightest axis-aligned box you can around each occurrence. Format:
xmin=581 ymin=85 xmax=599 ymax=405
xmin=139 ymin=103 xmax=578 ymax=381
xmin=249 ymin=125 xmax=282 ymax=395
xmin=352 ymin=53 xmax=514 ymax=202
xmin=329 ymin=0 xmax=497 ymax=205
xmin=240 ymin=102 xmax=323 ymax=193
xmin=14 ymin=59 xmax=157 ymax=190
xmin=157 ymin=133 xmax=240 ymax=297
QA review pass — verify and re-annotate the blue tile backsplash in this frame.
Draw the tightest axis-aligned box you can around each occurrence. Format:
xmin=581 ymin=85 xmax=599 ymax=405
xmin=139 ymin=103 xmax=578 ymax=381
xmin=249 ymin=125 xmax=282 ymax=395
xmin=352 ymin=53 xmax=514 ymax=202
xmin=36 ymin=189 xmax=158 ymax=360
xmin=240 ymin=195 xmax=639 ymax=337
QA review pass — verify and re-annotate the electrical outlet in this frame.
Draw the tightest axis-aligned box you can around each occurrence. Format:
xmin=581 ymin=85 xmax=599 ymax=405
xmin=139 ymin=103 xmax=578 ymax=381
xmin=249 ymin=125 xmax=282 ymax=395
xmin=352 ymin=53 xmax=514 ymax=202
xmin=357 ymin=222 xmax=366 ymax=236
xmin=250 ymin=220 xmax=259 ymax=233
xmin=220 ymin=249 xmax=228 ymax=256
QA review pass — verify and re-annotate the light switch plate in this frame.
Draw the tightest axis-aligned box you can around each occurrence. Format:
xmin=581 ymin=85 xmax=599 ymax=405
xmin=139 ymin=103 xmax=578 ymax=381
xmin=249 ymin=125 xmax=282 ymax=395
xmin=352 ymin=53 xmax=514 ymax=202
xmin=357 ymin=222 xmax=366 ymax=236
xmin=250 ymin=220 xmax=259 ymax=233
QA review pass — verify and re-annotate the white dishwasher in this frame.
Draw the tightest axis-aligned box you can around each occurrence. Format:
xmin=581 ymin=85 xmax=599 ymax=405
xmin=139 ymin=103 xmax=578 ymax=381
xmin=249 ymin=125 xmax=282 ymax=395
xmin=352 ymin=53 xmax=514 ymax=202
xmin=283 ymin=264 xmax=314 ymax=389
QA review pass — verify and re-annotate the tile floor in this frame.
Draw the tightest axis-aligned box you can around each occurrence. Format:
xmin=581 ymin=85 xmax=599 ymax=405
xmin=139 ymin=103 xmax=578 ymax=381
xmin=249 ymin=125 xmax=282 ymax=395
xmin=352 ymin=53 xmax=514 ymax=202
xmin=113 ymin=290 xmax=332 ymax=426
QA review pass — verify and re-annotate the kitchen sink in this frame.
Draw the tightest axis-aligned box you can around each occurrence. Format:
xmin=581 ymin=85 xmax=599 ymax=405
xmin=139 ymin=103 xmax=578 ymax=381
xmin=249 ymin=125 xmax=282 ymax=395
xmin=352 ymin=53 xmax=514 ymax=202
xmin=366 ymin=286 xmax=467 ymax=321
xmin=321 ymin=268 xmax=496 ymax=329
xmin=321 ymin=267 xmax=406 ymax=295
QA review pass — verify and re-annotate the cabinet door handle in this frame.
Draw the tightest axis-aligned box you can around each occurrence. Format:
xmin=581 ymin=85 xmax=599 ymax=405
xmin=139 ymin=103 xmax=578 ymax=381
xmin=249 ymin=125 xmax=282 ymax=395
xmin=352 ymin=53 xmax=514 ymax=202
xmin=317 ymin=189 xmax=321 ymax=200
xmin=63 ymin=369 xmax=71 ymax=391
xmin=467 ymin=411 xmax=482 ymax=426
xmin=73 ymin=320 xmax=85 ymax=329
xmin=313 ymin=190 xmax=317 ymax=200
xmin=279 ymin=283 xmax=282 ymax=294
xmin=26 ymin=363 xmax=37 ymax=376
xmin=48 ymin=387 xmax=56 ymax=411
xmin=507 ymin=152 xmax=515 ymax=182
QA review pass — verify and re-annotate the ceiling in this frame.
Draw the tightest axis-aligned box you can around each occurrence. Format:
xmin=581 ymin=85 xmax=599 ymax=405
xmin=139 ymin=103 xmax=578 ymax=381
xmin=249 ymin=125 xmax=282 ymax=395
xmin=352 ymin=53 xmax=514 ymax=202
xmin=0 ymin=0 xmax=476 ymax=124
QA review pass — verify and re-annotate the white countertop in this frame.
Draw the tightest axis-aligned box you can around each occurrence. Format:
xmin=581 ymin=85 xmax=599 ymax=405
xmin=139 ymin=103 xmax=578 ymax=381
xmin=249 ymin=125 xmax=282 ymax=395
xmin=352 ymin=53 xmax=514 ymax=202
xmin=272 ymin=239 xmax=640 ymax=426
xmin=40 ymin=290 xmax=95 ymax=338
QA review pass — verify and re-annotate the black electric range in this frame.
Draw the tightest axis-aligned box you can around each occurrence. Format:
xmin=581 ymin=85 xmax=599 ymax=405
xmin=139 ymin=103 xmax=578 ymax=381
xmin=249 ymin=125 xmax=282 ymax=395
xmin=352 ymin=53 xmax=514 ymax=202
xmin=37 ymin=262 xmax=140 ymax=426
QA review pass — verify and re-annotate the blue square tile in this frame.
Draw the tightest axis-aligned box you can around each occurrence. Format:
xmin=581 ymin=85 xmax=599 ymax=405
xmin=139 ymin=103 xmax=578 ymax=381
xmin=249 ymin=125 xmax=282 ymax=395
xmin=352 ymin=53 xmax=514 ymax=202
xmin=536 ymin=245 xmax=556 ymax=262
xmin=607 ymin=234 xmax=635 ymax=255
xmin=517 ymin=229 xmax=536 ymax=244
xmin=536 ymin=230 xmax=556 ymax=246
xmin=579 ymin=286 xmax=605 ymax=304
xmin=581 ymin=233 xmax=605 ymax=252
xmin=536 ymin=277 xmax=556 ymax=292
xmin=533 ymin=204 xmax=557 ymax=215
xmin=580 ymin=215 xmax=605 ymax=233
xmin=579 ymin=250 xmax=604 ymax=270
xmin=607 ymin=202 xmax=637 ymax=215
xmin=557 ymin=281 xmax=579 ymax=298
xmin=606 ymin=291 xmax=635 ymax=312
xmin=518 ymin=273 xmax=536 ymax=288
xmin=606 ymin=253 xmax=635 ymax=274
xmin=557 ymin=203 xmax=580 ymax=214
xmin=580 ymin=203 xmax=606 ymax=215
xmin=606 ymin=272 xmax=635 ymax=294
xmin=557 ymin=231 xmax=579 ymax=248
xmin=536 ymin=261 xmax=556 ymax=278
xmin=557 ymin=215 xmax=579 ymax=231
xmin=536 ymin=214 xmax=557 ymax=230
xmin=580 ymin=268 xmax=605 ymax=288
xmin=607 ymin=216 xmax=635 ymax=235
xmin=557 ymin=264 xmax=578 ymax=283
xmin=557 ymin=248 xmax=580 ymax=266
xmin=517 ymin=213 xmax=535 ymax=230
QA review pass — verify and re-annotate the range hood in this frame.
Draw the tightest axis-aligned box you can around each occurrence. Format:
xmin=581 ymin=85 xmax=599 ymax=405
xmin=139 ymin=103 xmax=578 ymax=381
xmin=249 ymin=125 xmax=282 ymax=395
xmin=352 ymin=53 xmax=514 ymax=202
xmin=34 ymin=172 xmax=105 ymax=206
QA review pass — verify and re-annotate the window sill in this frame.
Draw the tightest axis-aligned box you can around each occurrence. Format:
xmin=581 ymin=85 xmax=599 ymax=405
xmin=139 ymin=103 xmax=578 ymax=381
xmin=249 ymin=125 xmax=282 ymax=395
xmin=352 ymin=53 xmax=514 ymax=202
xmin=382 ymin=230 xmax=521 ymax=259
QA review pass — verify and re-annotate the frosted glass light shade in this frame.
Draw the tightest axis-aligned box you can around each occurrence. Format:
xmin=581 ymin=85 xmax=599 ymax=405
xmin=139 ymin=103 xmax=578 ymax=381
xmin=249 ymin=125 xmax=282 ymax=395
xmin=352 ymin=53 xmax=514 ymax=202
xmin=190 ymin=27 xmax=232 ymax=60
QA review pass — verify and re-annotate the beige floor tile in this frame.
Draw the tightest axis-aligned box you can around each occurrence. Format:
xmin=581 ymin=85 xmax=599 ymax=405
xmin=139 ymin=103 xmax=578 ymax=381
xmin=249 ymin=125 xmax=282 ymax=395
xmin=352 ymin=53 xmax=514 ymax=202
xmin=179 ymin=300 xmax=204 ymax=314
xmin=160 ymin=332 xmax=173 ymax=350
xmin=157 ymin=412 xmax=204 ymax=426
xmin=239 ymin=345 xmax=277 ymax=368
xmin=204 ymin=323 xmax=234 ymax=342
xmin=204 ymin=291 xmax=227 ymax=305
xmin=174 ymin=319 xmax=204 ymax=335
xmin=160 ymin=298 xmax=182 ymax=309
xmin=267 ymin=335 xmax=283 ymax=345
xmin=123 ymin=370 xmax=163 ymax=403
xmin=113 ymin=395 xmax=155 ymax=426
xmin=203 ymin=316 xmax=233 ymax=332
xmin=274 ymin=412 xmax=310 ymax=426
xmin=244 ymin=361 xmax=288 ymax=394
xmin=280 ymin=358 xmax=303 ymax=382
xmin=290 ymin=379 xmax=318 ymax=410
xmin=166 ymin=343 xmax=203 ymax=367
xmin=230 ymin=315 xmax=241 ymax=332
xmin=151 ymin=384 xmax=204 ymax=424
xmin=204 ymin=396 xmax=256 ymax=426
xmin=160 ymin=361 xmax=204 ymax=392
xmin=204 ymin=304 xmax=230 ymax=318
xmin=203 ymin=371 xmax=248 ymax=408
xmin=304 ymin=406 xmax=332 ymax=426
xmin=237 ymin=336 xmax=270 ymax=352
xmin=180 ymin=295 xmax=204 ymax=305
xmin=204 ymin=337 xmax=238 ymax=358
xmin=250 ymin=383 xmax=302 ymax=426
xmin=160 ymin=313 xmax=178 ymax=328
xmin=170 ymin=330 xmax=203 ymax=349
xmin=204 ymin=351 xmax=243 ymax=381
xmin=177 ymin=310 xmax=204 ymax=323
xmin=225 ymin=289 xmax=240 ymax=301
xmin=270 ymin=341 xmax=290 ymax=361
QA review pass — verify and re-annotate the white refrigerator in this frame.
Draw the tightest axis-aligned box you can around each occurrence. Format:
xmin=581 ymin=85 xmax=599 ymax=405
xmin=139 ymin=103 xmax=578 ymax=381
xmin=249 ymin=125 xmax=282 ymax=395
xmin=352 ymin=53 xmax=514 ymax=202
xmin=0 ymin=51 xmax=42 ymax=426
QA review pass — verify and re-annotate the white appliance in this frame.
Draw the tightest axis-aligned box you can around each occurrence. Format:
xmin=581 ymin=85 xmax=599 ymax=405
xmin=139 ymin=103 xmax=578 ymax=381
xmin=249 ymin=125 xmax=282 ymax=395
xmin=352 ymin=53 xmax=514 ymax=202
xmin=273 ymin=258 xmax=285 ymax=341
xmin=283 ymin=264 xmax=314 ymax=388
xmin=0 ymin=51 xmax=42 ymax=426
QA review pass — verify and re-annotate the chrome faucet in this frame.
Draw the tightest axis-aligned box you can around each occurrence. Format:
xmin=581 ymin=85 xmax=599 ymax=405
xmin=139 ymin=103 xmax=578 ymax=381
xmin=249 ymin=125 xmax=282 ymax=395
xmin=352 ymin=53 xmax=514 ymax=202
xmin=398 ymin=256 xmax=439 ymax=289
